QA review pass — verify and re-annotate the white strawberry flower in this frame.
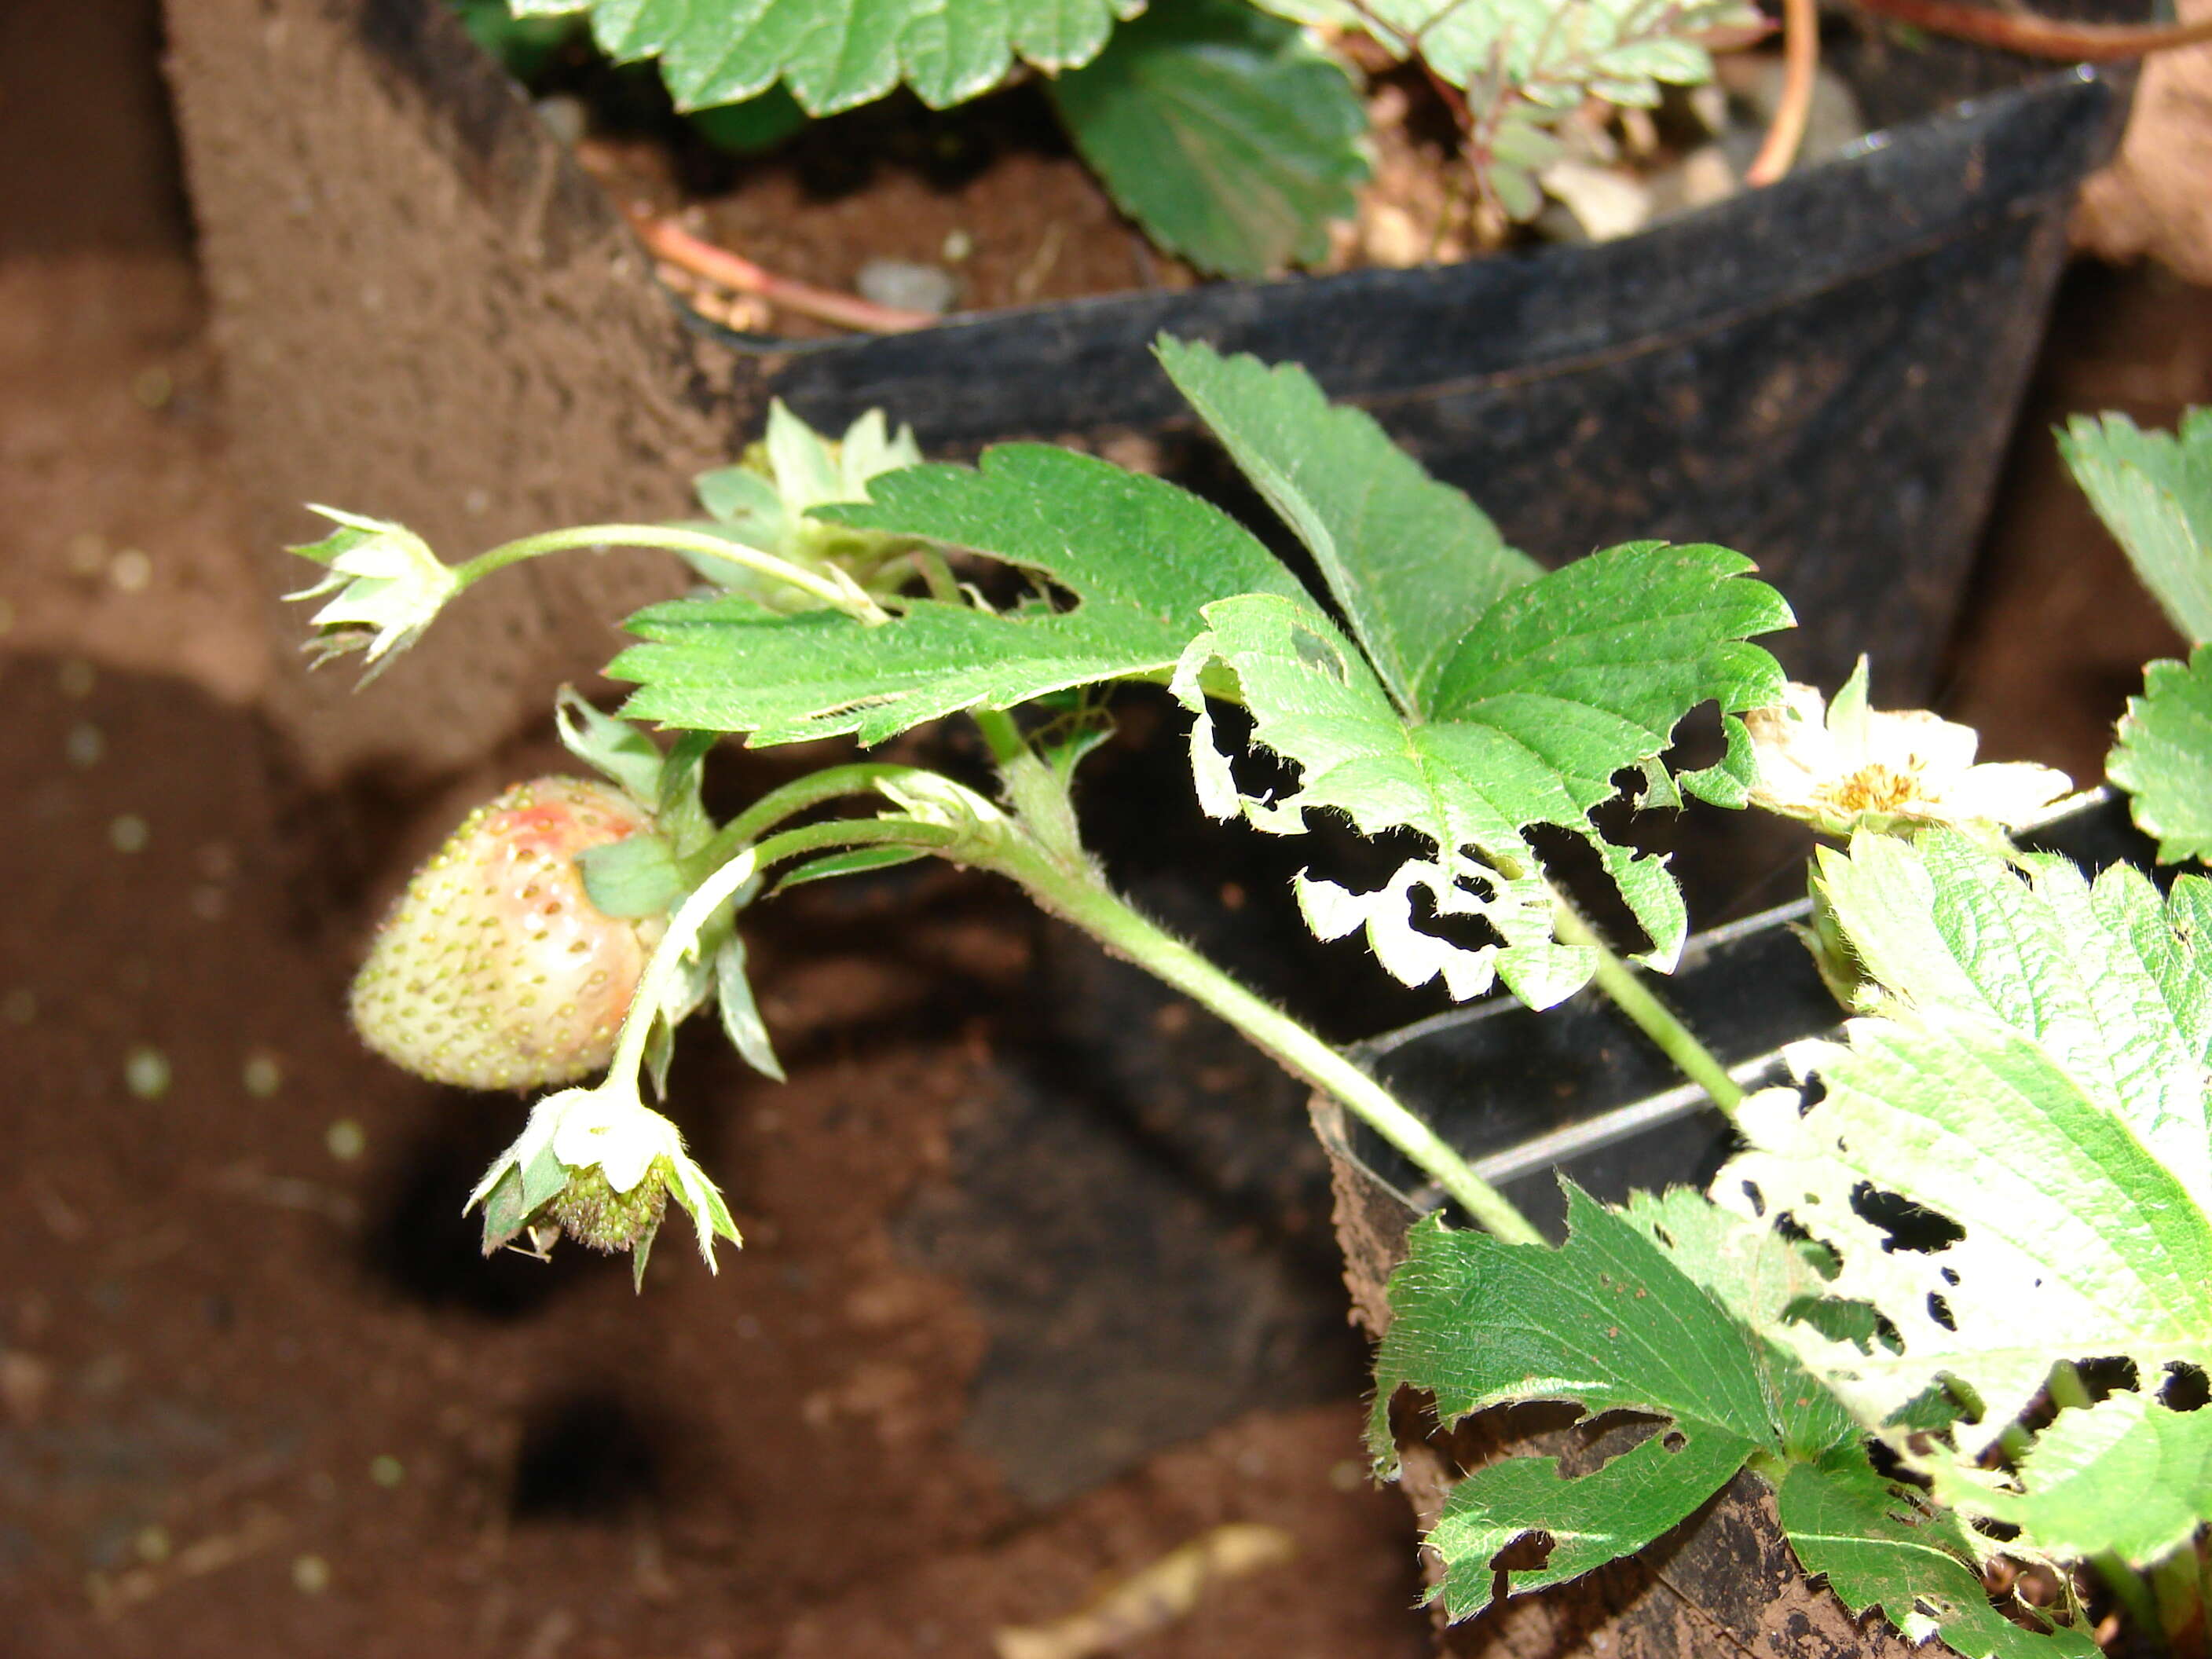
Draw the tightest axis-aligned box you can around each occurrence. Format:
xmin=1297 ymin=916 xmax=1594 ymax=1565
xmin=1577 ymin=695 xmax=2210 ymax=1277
xmin=467 ymin=1080 xmax=739 ymax=1275
xmin=1744 ymin=658 xmax=2077 ymax=838
xmin=285 ymin=505 xmax=460 ymax=678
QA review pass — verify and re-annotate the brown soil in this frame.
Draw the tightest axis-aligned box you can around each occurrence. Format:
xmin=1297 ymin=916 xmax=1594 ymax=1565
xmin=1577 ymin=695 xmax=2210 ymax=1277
xmin=7 ymin=4 xmax=2212 ymax=1659
xmin=0 ymin=632 xmax=1427 ymax=1659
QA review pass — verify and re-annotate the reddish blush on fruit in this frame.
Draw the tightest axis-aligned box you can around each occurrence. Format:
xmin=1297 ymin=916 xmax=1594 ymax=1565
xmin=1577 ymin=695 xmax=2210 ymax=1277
xmin=349 ymin=776 xmax=668 ymax=1090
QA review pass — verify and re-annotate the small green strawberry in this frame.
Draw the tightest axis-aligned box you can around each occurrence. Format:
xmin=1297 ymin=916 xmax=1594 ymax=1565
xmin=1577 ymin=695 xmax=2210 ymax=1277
xmin=351 ymin=776 xmax=669 ymax=1090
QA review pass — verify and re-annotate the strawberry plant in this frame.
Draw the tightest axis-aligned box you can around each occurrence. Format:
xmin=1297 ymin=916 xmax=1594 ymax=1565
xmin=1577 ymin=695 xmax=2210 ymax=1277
xmin=289 ymin=351 xmax=2212 ymax=1653
xmin=459 ymin=0 xmax=1759 ymax=279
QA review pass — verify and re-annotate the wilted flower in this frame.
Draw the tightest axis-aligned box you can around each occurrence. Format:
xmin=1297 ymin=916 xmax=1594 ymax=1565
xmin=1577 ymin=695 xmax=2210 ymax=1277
xmin=680 ymin=402 xmax=926 ymax=610
xmin=285 ymin=505 xmax=460 ymax=678
xmin=1745 ymin=659 xmax=2076 ymax=837
xmin=467 ymin=1080 xmax=739 ymax=1283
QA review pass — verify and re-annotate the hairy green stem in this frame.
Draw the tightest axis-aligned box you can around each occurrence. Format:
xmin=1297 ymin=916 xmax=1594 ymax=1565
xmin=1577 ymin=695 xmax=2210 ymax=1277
xmin=452 ymin=524 xmax=889 ymax=621
xmin=716 ymin=778 xmax=1544 ymax=1243
xmin=1550 ymin=893 xmax=1745 ymax=1116
xmin=691 ymin=764 xmax=939 ymax=874
xmin=748 ymin=816 xmax=963 ymax=873
xmin=606 ymin=845 xmax=764 ymax=1087
xmin=1002 ymin=840 xmax=1544 ymax=1245
xmin=913 ymin=553 xmax=1030 ymax=772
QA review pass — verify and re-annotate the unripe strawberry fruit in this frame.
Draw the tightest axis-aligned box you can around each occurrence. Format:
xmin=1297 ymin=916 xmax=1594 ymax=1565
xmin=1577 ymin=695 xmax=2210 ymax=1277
xmin=350 ymin=776 xmax=667 ymax=1090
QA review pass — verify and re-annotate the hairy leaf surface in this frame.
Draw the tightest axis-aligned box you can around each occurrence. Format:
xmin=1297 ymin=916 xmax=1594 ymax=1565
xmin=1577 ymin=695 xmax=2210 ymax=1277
xmin=1049 ymin=1 xmax=1369 ymax=279
xmin=1373 ymin=1190 xmax=2085 ymax=1651
xmin=1713 ymin=833 xmax=2212 ymax=1466
xmin=611 ymin=443 xmax=1305 ymax=741
xmin=511 ymin=0 xmax=1143 ymax=115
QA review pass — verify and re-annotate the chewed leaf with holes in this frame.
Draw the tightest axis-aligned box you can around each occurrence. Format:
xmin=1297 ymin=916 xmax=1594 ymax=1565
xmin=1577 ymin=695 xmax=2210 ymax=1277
xmin=610 ymin=442 xmax=1307 ymax=742
xmin=1941 ymin=1390 xmax=2212 ymax=1567
xmin=2110 ymin=643 xmax=2212 ymax=866
xmin=511 ymin=0 xmax=1144 ymax=115
xmin=616 ymin=342 xmax=1785 ymax=1005
xmin=1776 ymin=1456 xmax=2097 ymax=1657
xmin=1171 ymin=540 xmax=1789 ymax=1008
xmin=1712 ymin=832 xmax=2212 ymax=1485
xmin=1163 ymin=338 xmax=1785 ymax=1011
xmin=1371 ymin=1188 xmax=2091 ymax=1653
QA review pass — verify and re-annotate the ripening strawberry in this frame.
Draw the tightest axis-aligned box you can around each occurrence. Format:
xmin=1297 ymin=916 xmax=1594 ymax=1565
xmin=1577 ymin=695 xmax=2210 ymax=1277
xmin=350 ymin=776 xmax=668 ymax=1090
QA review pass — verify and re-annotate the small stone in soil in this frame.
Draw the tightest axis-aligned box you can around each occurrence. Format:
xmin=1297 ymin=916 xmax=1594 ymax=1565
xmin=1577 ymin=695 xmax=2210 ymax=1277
xmin=244 ymin=1050 xmax=284 ymax=1098
xmin=534 ymin=95 xmax=588 ymax=147
xmin=291 ymin=1554 xmax=331 ymax=1594
xmin=131 ymin=367 xmax=174 ymax=410
xmin=109 ymin=814 xmax=149 ymax=853
xmin=65 ymin=723 xmax=104 ymax=767
xmin=110 ymin=548 xmax=152 ymax=592
xmin=856 ymin=258 xmax=957 ymax=317
xmin=124 ymin=1046 xmax=170 ymax=1099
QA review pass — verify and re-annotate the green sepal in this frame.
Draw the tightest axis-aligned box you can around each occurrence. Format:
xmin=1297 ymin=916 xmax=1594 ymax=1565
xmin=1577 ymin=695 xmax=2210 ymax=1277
xmin=771 ymin=844 xmax=931 ymax=892
xmin=576 ymin=833 xmax=687 ymax=918
xmin=714 ymin=931 xmax=786 ymax=1082
xmin=554 ymin=686 xmax=668 ymax=807
xmin=478 ymin=1133 xmax=573 ymax=1255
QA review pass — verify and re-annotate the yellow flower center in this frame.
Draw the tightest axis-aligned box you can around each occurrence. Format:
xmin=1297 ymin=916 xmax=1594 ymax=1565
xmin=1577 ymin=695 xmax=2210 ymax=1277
xmin=1822 ymin=761 xmax=1928 ymax=816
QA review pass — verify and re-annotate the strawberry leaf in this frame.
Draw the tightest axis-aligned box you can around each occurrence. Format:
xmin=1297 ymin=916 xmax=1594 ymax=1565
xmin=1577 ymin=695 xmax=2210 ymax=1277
xmin=610 ymin=442 xmax=1306 ymax=742
xmin=1712 ymin=833 xmax=2212 ymax=1546
xmin=2060 ymin=408 xmax=2212 ymax=646
xmin=1962 ymin=1391 xmax=2212 ymax=1567
xmin=1049 ymin=0 xmax=1369 ymax=280
xmin=1776 ymin=1456 xmax=2097 ymax=1657
xmin=1369 ymin=1189 xmax=1849 ymax=1621
xmin=1253 ymin=0 xmax=1751 ymax=105
xmin=509 ymin=0 xmax=1144 ymax=115
xmin=1373 ymin=1188 xmax=2084 ymax=1651
xmin=2110 ymin=644 xmax=2212 ymax=866
xmin=1153 ymin=338 xmax=1540 ymax=710
xmin=1173 ymin=540 xmax=1790 ymax=1006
